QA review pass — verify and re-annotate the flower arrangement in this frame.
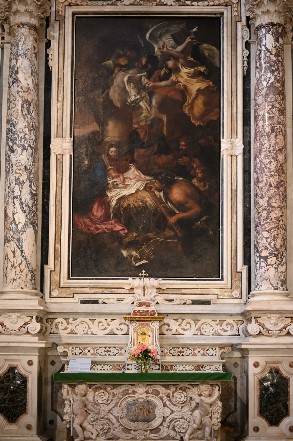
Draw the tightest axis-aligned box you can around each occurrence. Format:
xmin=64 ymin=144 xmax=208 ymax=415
xmin=129 ymin=344 xmax=158 ymax=373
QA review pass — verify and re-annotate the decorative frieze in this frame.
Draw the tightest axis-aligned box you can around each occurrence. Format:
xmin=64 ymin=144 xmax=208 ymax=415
xmin=58 ymin=345 xmax=127 ymax=357
xmin=47 ymin=317 xmax=243 ymax=336
xmin=0 ymin=313 xmax=43 ymax=335
xmin=246 ymin=315 xmax=293 ymax=337
xmin=46 ymin=318 xmax=129 ymax=335
xmin=161 ymin=318 xmax=244 ymax=336
xmin=56 ymin=0 xmax=239 ymax=15
xmin=160 ymin=346 xmax=231 ymax=358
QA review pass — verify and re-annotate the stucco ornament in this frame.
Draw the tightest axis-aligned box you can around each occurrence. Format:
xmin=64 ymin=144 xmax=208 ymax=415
xmin=221 ymin=138 xmax=244 ymax=156
xmin=246 ymin=315 xmax=293 ymax=337
xmin=0 ymin=313 xmax=42 ymax=334
xmin=62 ymin=383 xmax=222 ymax=440
xmin=56 ymin=0 xmax=240 ymax=15
xmin=245 ymin=0 xmax=293 ymax=27
xmin=0 ymin=0 xmax=50 ymax=28
xmin=46 ymin=317 xmax=129 ymax=335
xmin=50 ymin=138 xmax=73 ymax=155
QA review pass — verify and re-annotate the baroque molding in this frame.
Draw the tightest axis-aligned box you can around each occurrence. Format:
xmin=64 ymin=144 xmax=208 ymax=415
xmin=245 ymin=0 xmax=293 ymax=27
xmin=50 ymin=138 xmax=73 ymax=155
xmin=221 ymin=138 xmax=244 ymax=156
xmin=246 ymin=314 xmax=293 ymax=337
xmin=0 ymin=313 xmax=43 ymax=335
xmin=56 ymin=0 xmax=240 ymax=14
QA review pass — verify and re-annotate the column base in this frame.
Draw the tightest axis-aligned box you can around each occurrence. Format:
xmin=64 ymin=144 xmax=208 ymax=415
xmin=247 ymin=290 xmax=292 ymax=312
xmin=0 ymin=289 xmax=42 ymax=299
xmin=0 ymin=290 xmax=46 ymax=311
xmin=249 ymin=290 xmax=290 ymax=300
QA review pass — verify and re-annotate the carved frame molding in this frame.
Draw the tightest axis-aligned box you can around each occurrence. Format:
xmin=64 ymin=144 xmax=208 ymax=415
xmin=44 ymin=0 xmax=248 ymax=305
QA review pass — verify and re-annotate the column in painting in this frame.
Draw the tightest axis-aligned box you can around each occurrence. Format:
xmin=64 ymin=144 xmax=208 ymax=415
xmin=0 ymin=0 xmax=49 ymax=297
xmin=246 ymin=0 xmax=293 ymax=298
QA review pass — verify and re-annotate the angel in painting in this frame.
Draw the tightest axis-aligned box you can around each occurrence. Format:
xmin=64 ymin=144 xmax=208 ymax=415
xmin=145 ymin=23 xmax=220 ymax=126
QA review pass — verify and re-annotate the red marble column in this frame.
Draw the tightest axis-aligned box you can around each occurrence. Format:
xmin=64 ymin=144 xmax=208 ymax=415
xmin=0 ymin=0 xmax=49 ymax=296
xmin=246 ymin=0 xmax=293 ymax=295
xmin=253 ymin=22 xmax=287 ymax=292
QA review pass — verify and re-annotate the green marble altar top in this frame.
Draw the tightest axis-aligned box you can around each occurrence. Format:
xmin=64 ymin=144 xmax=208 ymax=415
xmin=54 ymin=371 xmax=232 ymax=382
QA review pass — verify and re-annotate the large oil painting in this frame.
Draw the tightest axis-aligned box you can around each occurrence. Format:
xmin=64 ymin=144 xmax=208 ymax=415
xmin=71 ymin=15 xmax=222 ymax=279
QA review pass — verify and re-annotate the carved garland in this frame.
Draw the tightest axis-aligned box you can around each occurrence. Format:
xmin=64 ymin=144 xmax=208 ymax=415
xmin=0 ymin=313 xmax=43 ymax=335
xmin=246 ymin=315 xmax=293 ymax=337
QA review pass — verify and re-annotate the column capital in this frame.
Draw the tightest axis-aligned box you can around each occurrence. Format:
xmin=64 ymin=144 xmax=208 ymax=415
xmin=0 ymin=0 xmax=50 ymax=29
xmin=245 ymin=0 xmax=293 ymax=27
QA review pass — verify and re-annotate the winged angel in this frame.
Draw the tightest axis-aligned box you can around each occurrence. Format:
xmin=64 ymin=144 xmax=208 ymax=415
xmin=146 ymin=22 xmax=220 ymax=126
xmin=107 ymin=22 xmax=219 ymax=126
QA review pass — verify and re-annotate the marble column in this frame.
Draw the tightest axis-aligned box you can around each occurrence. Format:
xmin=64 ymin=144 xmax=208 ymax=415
xmin=0 ymin=0 xmax=49 ymax=297
xmin=246 ymin=0 xmax=293 ymax=296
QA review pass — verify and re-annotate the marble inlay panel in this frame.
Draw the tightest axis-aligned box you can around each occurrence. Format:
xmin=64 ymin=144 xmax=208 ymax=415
xmin=253 ymin=23 xmax=287 ymax=291
xmin=0 ymin=367 xmax=27 ymax=423
xmin=259 ymin=367 xmax=289 ymax=426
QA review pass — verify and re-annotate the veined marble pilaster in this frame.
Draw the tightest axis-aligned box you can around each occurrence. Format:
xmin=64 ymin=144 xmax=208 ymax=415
xmin=0 ymin=0 xmax=50 ymax=296
xmin=246 ymin=0 xmax=293 ymax=294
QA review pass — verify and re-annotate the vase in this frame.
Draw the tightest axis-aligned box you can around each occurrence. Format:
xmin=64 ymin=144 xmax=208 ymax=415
xmin=141 ymin=361 xmax=149 ymax=373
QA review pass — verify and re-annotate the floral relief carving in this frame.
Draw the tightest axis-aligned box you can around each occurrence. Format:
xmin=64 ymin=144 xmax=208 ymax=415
xmin=245 ymin=0 xmax=293 ymax=27
xmin=56 ymin=0 xmax=239 ymax=15
xmin=0 ymin=313 xmax=42 ymax=334
xmin=46 ymin=318 xmax=129 ymax=335
xmin=50 ymin=138 xmax=73 ymax=155
xmin=47 ymin=317 xmax=243 ymax=336
xmin=246 ymin=315 xmax=293 ymax=337
xmin=161 ymin=318 xmax=244 ymax=336
xmin=0 ymin=0 xmax=50 ymax=28
xmin=221 ymin=138 xmax=244 ymax=156
xmin=62 ymin=383 xmax=222 ymax=440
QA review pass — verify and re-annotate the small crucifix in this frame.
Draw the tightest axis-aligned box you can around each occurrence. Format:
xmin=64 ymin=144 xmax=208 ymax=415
xmin=139 ymin=270 xmax=148 ymax=298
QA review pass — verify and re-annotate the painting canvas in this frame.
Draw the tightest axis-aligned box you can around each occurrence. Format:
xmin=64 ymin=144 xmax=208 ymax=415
xmin=70 ymin=15 xmax=222 ymax=279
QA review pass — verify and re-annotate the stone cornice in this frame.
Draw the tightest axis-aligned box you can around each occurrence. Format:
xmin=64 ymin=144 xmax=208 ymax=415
xmin=245 ymin=0 xmax=293 ymax=27
xmin=0 ymin=0 xmax=50 ymax=29
xmin=56 ymin=0 xmax=240 ymax=15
